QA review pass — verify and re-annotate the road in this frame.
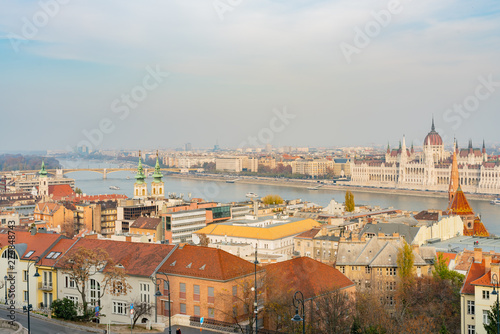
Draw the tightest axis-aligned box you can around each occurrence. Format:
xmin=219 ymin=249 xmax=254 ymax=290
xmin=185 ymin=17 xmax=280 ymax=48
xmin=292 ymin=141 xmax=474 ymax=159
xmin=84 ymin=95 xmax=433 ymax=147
xmin=0 ymin=309 xmax=228 ymax=334
xmin=0 ymin=309 xmax=93 ymax=334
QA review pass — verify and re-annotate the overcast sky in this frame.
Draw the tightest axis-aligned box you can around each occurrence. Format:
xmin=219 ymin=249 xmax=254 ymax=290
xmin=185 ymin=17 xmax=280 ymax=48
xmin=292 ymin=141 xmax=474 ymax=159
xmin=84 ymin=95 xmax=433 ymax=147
xmin=1 ymin=0 xmax=499 ymax=152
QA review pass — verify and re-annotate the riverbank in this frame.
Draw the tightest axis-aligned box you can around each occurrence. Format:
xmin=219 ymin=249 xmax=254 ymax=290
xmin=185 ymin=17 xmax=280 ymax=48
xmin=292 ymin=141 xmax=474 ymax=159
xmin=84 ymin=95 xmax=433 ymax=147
xmin=167 ymin=174 xmax=496 ymax=202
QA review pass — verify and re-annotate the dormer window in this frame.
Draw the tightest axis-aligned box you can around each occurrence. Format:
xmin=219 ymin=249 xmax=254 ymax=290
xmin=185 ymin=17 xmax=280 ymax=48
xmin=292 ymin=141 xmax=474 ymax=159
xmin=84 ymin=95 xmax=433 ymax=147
xmin=25 ymin=251 xmax=35 ymax=258
xmin=170 ymin=261 xmax=176 ymax=266
xmin=186 ymin=263 xmax=192 ymax=268
xmin=46 ymin=252 xmax=56 ymax=259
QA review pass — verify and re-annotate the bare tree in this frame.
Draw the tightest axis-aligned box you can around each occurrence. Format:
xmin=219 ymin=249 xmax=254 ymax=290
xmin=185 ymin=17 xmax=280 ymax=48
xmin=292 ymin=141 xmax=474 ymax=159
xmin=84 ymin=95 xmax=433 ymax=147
xmin=62 ymin=247 xmax=131 ymax=319
xmin=130 ymin=298 xmax=154 ymax=329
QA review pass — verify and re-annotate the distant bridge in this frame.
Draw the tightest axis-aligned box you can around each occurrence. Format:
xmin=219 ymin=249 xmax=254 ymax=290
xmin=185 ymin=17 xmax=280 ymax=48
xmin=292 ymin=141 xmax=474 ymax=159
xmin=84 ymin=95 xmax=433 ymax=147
xmin=0 ymin=167 xmax=200 ymax=179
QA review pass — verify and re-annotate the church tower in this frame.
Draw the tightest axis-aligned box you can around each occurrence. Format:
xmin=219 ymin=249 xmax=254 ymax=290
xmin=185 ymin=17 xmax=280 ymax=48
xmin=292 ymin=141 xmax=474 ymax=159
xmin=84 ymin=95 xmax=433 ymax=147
xmin=448 ymin=141 xmax=459 ymax=204
xmin=38 ymin=160 xmax=49 ymax=198
xmin=151 ymin=152 xmax=164 ymax=199
xmin=133 ymin=151 xmax=148 ymax=199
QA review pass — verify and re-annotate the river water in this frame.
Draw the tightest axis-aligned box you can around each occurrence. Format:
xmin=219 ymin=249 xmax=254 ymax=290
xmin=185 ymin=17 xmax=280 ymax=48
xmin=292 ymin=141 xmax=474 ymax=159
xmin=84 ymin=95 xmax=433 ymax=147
xmin=59 ymin=159 xmax=500 ymax=235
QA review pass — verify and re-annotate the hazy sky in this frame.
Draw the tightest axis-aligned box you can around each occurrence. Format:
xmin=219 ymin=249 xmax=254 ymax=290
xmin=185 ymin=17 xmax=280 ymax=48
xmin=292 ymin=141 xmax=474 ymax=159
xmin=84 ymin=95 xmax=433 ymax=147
xmin=1 ymin=0 xmax=499 ymax=152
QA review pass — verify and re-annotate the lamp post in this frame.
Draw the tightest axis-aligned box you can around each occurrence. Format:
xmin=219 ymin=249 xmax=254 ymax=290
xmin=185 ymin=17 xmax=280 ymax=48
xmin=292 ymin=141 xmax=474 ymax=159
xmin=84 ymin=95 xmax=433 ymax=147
xmin=292 ymin=291 xmax=305 ymax=334
xmin=27 ymin=256 xmax=41 ymax=334
xmin=4 ymin=275 xmax=7 ymax=305
xmin=492 ymin=273 xmax=500 ymax=334
xmin=152 ymin=275 xmax=171 ymax=334
xmin=254 ymin=245 xmax=259 ymax=334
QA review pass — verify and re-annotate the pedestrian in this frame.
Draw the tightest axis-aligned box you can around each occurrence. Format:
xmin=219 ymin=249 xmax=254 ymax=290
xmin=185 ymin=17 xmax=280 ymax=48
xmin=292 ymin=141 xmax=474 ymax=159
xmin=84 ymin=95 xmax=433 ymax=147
xmin=176 ymin=328 xmax=181 ymax=334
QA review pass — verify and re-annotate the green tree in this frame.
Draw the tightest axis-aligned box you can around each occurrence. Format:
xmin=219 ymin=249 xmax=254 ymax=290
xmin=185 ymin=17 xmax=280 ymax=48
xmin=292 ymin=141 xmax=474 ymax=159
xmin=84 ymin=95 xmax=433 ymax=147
xmin=433 ymin=253 xmax=465 ymax=289
xmin=484 ymin=300 xmax=500 ymax=334
xmin=75 ymin=187 xmax=82 ymax=194
xmin=51 ymin=298 xmax=78 ymax=320
xmin=345 ymin=191 xmax=355 ymax=212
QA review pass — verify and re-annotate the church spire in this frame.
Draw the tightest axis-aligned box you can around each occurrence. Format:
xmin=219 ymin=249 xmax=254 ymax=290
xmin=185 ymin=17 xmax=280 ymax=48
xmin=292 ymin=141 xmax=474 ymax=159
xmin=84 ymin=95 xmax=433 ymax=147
xmin=152 ymin=151 xmax=163 ymax=183
xmin=135 ymin=151 xmax=146 ymax=184
xmin=39 ymin=160 xmax=48 ymax=178
xmin=431 ymin=116 xmax=435 ymax=132
xmin=448 ymin=148 xmax=459 ymax=204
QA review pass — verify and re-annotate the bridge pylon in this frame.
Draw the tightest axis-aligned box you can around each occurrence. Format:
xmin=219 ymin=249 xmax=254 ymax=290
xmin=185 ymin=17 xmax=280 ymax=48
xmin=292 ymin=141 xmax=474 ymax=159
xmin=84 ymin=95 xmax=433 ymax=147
xmin=103 ymin=168 xmax=107 ymax=179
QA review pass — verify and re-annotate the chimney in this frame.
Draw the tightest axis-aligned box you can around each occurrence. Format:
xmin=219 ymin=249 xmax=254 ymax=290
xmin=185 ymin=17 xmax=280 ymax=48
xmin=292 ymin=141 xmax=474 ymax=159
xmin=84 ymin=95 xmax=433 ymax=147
xmin=474 ymin=248 xmax=483 ymax=263
xmin=484 ymin=254 xmax=492 ymax=272
xmin=491 ymin=263 xmax=500 ymax=284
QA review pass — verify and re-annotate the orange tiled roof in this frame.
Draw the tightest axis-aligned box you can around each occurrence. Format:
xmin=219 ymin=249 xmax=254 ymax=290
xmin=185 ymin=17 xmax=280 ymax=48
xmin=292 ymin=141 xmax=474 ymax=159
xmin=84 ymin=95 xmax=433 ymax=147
xmin=55 ymin=238 xmax=174 ymax=276
xmin=461 ymin=259 xmax=485 ymax=295
xmin=48 ymin=184 xmax=75 ymax=200
xmin=0 ymin=231 xmax=65 ymax=261
xmin=265 ymin=257 xmax=354 ymax=300
xmin=41 ymin=238 xmax=78 ymax=267
xmin=159 ymin=245 xmax=257 ymax=281
xmin=437 ymin=252 xmax=457 ymax=267
xmin=448 ymin=187 xmax=474 ymax=216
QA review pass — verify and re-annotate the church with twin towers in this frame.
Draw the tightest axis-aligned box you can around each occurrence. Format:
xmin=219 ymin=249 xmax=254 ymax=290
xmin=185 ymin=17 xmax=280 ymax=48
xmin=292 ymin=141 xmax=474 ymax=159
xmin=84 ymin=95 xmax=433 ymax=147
xmin=133 ymin=151 xmax=165 ymax=199
xmin=350 ymin=119 xmax=500 ymax=194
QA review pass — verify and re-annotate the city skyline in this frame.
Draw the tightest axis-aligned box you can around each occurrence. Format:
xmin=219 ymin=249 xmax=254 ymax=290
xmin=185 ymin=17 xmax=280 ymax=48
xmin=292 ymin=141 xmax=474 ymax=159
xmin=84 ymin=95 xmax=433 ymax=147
xmin=1 ymin=0 xmax=500 ymax=151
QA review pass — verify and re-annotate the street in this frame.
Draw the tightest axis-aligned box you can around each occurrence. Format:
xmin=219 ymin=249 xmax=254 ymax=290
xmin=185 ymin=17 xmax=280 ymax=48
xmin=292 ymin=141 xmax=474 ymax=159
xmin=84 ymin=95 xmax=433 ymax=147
xmin=0 ymin=309 xmax=92 ymax=334
xmin=0 ymin=309 xmax=229 ymax=334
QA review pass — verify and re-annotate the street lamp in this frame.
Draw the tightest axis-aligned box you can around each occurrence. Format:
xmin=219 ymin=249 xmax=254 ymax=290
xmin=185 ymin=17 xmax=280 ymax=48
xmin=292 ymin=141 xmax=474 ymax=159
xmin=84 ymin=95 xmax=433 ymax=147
xmin=4 ymin=275 xmax=7 ymax=305
xmin=151 ymin=275 xmax=171 ymax=334
xmin=254 ymin=245 xmax=259 ymax=334
xmin=27 ymin=256 xmax=41 ymax=334
xmin=292 ymin=291 xmax=305 ymax=334
xmin=492 ymin=273 xmax=500 ymax=334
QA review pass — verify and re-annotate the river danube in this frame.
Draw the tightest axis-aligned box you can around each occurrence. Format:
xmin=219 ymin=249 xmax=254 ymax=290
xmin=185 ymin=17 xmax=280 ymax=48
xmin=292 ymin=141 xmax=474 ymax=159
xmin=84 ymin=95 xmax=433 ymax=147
xmin=59 ymin=159 xmax=500 ymax=235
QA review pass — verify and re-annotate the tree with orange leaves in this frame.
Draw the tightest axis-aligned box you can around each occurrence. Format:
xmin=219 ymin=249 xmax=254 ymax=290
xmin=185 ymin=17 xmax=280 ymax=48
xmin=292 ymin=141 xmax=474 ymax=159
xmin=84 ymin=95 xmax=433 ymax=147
xmin=62 ymin=247 xmax=131 ymax=319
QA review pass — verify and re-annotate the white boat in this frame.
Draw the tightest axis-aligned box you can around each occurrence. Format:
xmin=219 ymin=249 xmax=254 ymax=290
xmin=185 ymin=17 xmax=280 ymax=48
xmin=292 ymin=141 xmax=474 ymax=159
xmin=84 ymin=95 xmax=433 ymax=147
xmin=246 ymin=192 xmax=258 ymax=198
xmin=109 ymin=186 xmax=120 ymax=190
xmin=307 ymin=185 xmax=323 ymax=190
xmin=490 ymin=198 xmax=500 ymax=205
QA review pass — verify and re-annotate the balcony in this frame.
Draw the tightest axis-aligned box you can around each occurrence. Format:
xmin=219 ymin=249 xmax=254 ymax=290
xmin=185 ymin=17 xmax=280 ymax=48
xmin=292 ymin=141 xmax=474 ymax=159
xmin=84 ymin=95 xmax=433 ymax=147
xmin=38 ymin=282 xmax=53 ymax=291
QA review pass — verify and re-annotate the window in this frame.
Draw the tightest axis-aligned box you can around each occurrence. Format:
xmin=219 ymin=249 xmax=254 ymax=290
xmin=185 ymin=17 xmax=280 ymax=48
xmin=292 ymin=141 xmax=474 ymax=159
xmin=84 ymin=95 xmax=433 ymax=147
xmin=377 ymin=268 xmax=383 ymax=276
xmin=25 ymin=251 xmax=35 ymax=258
xmin=484 ymin=310 xmax=490 ymax=325
xmin=467 ymin=300 xmax=475 ymax=315
xmin=65 ymin=276 xmax=76 ymax=289
xmin=23 ymin=270 xmax=28 ymax=282
xmin=67 ymin=295 xmax=78 ymax=306
xmin=2 ymin=249 xmax=18 ymax=259
xmin=365 ymin=266 xmax=371 ymax=274
xmin=113 ymin=301 xmax=127 ymax=315
xmin=194 ymin=305 xmax=200 ymax=316
xmin=233 ymin=306 xmax=237 ymax=317
xmin=23 ymin=290 xmax=28 ymax=302
xmin=43 ymin=292 xmax=53 ymax=308
xmin=339 ymin=266 xmax=345 ymax=274
xmin=46 ymin=252 xmax=56 ymax=259
xmin=386 ymin=268 xmax=396 ymax=276
xmin=483 ymin=290 xmax=490 ymax=300
xmin=467 ymin=325 xmax=475 ymax=334
xmin=180 ymin=303 xmax=186 ymax=314
xmin=90 ymin=279 xmax=100 ymax=306
xmin=140 ymin=283 xmax=150 ymax=303
xmin=192 ymin=284 xmax=200 ymax=302
xmin=208 ymin=307 xmax=215 ymax=318
xmin=180 ymin=283 xmax=186 ymax=299
xmin=208 ymin=287 xmax=215 ymax=304
xmin=164 ymin=300 xmax=170 ymax=311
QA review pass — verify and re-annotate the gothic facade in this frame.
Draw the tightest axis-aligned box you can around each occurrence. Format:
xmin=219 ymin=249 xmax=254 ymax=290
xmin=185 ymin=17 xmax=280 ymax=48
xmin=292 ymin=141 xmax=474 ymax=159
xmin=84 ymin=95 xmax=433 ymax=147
xmin=350 ymin=121 xmax=500 ymax=194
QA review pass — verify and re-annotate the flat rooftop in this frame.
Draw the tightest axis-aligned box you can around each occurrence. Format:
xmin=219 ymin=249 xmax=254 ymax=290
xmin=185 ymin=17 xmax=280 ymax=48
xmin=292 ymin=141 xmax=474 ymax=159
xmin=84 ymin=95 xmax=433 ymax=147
xmin=424 ymin=235 xmax=500 ymax=253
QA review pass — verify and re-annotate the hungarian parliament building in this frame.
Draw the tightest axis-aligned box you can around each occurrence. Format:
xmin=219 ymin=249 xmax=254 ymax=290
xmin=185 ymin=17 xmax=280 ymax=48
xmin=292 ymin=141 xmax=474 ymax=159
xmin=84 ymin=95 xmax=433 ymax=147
xmin=350 ymin=120 xmax=500 ymax=195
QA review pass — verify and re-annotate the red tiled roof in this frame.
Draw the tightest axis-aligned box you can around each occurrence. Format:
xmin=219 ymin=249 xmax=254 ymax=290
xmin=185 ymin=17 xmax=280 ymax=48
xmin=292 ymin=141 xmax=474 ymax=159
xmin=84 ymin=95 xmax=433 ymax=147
xmin=41 ymin=238 xmax=78 ymax=267
xmin=0 ymin=231 xmax=65 ymax=261
xmin=130 ymin=217 xmax=161 ymax=230
xmin=295 ymin=228 xmax=321 ymax=239
xmin=424 ymin=131 xmax=443 ymax=146
xmin=55 ymin=238 xmax=174 ymax=276
xmin=461 ymin=260 xmax=485 ymax=295
xmin=159 ymin=245 xmax=257 ymax=281
xmin=265 ymin=257 xmax=354 ymax=300
xmin=437 ymin=252 xmax=456 ymax=267
xmin=48 ymin=184 xmax=75 ymax=200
